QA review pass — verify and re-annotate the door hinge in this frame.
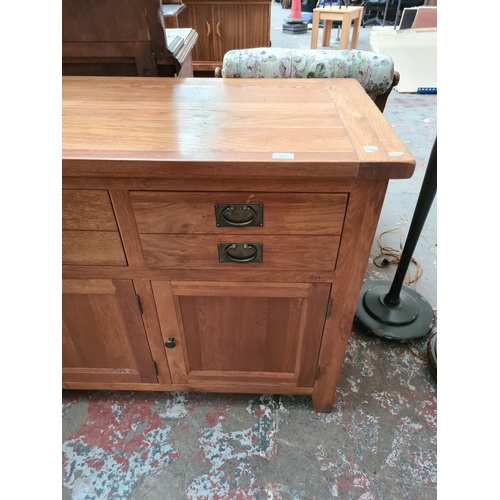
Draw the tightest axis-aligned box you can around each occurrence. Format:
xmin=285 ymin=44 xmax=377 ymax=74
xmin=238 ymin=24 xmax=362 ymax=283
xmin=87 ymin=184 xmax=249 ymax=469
xmin=152 ymin=361 xmax=158 ymax=377
xmin=135 ymin=294 xmax=143 ymax=315
xmin=325 ymin=298 xmax=332 ymax=318
xmin=314 ymin=365 xmax=320 ymax=381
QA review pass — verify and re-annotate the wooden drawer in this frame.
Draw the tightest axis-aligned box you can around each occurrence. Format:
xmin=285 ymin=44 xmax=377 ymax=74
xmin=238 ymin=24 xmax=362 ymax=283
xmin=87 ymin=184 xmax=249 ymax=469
xmin=130 ymin=192 xmax=348 ymax=235
xmin=140 ymin=234 xmax=340 ymax=270
xmin=63 ymin=189 xmax=118 ymax=230
xmin=62 ymin=189 xmax=126 ymax=266
xmin=63 ymin=231 xmax=127 ymax=266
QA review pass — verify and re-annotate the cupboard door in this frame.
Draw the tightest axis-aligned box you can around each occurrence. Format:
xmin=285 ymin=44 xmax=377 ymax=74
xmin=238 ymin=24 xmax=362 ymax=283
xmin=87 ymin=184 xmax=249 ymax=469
xmin=213 ymin=3 xmax=271 ymax=61
xmin=212 ymin=4 xmax=246 ymax=62
xmin=151 ymin=281 xmax=331 ymax=388
xmin=62 ymin=279 xmax=157 ymax=385
xmin=179 ymin=2 xmax=214 ymax=63
xmin=241 ymin=3 xmax=271 ymax=50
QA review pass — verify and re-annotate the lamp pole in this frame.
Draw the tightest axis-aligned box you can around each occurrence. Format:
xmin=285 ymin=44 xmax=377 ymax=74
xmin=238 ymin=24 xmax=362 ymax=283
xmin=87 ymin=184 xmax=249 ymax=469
xmin=354 ymin=138 xmax=437 ymax=340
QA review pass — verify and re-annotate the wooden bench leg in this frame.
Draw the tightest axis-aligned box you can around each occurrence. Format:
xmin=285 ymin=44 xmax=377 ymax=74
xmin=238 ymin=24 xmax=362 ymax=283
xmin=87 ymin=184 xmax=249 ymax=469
xmin=351 ymin=12 xmax=363 ymax=49
xmin=310 ymin=11 xmax=321 ymax=49
xmin=322 ymin=19 xmax=333 ymax=47
xmin=339 ymin=18 xmax=350 ymax=49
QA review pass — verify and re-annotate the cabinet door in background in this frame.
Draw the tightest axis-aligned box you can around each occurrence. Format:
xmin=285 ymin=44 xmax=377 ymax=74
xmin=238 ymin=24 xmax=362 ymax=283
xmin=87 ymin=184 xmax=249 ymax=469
xmin=179 ymin=2 xmax=215 ymax=64
xmin=213 ymin=3 xmax=271 ymax=62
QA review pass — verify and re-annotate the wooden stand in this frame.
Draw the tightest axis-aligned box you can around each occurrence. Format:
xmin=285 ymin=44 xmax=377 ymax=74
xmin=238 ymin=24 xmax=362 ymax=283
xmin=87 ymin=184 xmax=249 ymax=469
xmin=310 ymin=6 xmax=364 ymax=49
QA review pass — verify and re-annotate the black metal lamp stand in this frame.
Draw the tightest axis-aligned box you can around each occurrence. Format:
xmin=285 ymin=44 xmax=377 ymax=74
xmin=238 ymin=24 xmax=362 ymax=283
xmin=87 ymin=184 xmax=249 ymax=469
xmin=354 ymin=138 xmax=437 ymax=340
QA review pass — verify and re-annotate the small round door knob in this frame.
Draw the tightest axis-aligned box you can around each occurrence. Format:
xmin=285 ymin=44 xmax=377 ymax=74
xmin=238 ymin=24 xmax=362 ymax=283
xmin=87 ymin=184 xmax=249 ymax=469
xmin=164 ymin=337 xmax=176 ymax=349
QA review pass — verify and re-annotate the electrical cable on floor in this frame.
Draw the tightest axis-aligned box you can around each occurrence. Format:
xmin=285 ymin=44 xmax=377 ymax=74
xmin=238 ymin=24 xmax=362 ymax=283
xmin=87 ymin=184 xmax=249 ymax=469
xmin=407 ymin=343 xmax=428 ymax=361
xmin=373 ymin=227 xmax=423 ymax=291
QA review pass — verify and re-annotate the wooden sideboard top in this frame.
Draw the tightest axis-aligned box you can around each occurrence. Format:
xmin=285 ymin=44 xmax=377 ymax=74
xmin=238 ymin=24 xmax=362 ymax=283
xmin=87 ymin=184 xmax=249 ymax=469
xmin=62 ymin=77 xmax=415 ymax=180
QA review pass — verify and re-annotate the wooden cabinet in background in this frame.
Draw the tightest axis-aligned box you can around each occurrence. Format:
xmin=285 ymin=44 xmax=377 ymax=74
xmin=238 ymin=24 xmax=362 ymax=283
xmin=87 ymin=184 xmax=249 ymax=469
xmin=62 ymin=0 xmax=198 ymax=78
xmin=179 ymin=0 xmax=272 ymax=72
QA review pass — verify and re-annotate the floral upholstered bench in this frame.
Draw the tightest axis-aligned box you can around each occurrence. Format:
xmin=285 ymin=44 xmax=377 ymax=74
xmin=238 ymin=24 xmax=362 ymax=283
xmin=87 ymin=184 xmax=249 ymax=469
xmin=215 ymin=48 xmax=399 ymax=112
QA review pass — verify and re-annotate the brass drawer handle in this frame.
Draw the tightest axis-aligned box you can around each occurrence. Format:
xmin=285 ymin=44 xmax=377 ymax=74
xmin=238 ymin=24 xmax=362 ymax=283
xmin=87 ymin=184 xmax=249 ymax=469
xmin=222 ymin=205 xmax=256 ymax=226
xmin=216 ymin=21 xmax=221 ymax=37
xmin=214 ymin=204 xmax=263 ymax=227
xmin=218 ymin=242 xmax=263 ymax=263
xmin=206 ymin=21 xmax=211 ymax=37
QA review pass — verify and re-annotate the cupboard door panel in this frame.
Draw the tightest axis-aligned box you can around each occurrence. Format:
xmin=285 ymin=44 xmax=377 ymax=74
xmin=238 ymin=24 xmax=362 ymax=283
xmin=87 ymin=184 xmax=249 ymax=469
xmin=245 ymin=3 xmax=271 ymax=49
xmin=62 ymin=279 xmax=157 ymax=384
xmin=178 ymin=295 xmax=303 ymax=373
xmin=152 ymin=281 xmax=331 ymax=388
xmin=213 ymin=4 xmax=271 ymax=61
xmin=179 ymin=3 xmax=214 ymax=63
xmin=213 ymin=4 xmax=246 ymax=61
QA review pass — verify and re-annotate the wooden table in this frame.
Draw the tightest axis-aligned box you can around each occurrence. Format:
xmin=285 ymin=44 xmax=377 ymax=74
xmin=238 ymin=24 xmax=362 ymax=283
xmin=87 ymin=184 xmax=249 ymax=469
xmin=62 ymin=77 xmax=414 ymax=412
xmin=310 ymin=6 xmax=364 ymax=50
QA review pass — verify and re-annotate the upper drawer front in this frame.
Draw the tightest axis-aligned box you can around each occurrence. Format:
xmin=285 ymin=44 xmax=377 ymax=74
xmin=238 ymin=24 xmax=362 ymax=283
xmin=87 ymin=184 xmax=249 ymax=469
xmin=62 ymin=189 xmax=126 ymax=266
xmin=130 ymin=192 xmax=348 ymax=235
xmin=63 ymin=189 xmax=118 ymax=231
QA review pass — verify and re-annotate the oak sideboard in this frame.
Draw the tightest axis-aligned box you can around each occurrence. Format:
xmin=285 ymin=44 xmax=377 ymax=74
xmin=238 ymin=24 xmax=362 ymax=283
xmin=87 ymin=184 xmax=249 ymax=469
xmin=62 ymin=77 xmax=415 ymax=412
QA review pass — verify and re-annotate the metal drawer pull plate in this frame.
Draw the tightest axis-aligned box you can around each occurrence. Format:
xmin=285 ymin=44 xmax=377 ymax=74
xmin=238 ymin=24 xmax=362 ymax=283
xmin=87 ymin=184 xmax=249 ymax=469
xmin=218 ymin=242 xmax=263 ymax=263
xmin=214 ymin=204 xmax=263 ymax=227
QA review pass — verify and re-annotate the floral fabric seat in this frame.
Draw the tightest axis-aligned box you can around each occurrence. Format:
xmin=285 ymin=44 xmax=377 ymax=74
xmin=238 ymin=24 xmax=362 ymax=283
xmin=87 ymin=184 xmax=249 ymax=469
xmin=218 ymin=48 xmax=398 ymax=111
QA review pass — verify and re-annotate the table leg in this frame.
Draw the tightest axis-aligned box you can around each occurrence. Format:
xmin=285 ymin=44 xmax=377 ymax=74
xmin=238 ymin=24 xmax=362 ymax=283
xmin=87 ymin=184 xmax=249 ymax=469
xmin=339 ymin=18 xmax=350 ymax=49
xmin=310 ymin=11 xmax=320 ymax=49
xmin=322 ymin=20 xmax=333 ymax=47
xmin=351 ymin=12 xmax=362 ymax=48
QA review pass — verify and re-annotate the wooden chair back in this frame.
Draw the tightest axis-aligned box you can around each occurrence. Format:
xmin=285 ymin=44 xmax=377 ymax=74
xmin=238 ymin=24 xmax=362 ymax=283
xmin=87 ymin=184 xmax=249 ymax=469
xmin=62 ymin=0 xmax=176 ymax=76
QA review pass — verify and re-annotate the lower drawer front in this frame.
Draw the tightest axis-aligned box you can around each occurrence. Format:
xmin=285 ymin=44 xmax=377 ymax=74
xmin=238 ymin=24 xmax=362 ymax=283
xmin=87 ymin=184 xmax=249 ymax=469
xmin=140 ymin=234 xmax=340 ymax=270
xmin=62 ymin=231 xmax=127 ymax=266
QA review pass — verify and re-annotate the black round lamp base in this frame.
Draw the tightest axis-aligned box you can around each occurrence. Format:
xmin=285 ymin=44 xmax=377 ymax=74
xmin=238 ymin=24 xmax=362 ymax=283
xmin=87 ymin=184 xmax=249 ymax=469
xmin=354 ymin=280 xmax=435 ymax=341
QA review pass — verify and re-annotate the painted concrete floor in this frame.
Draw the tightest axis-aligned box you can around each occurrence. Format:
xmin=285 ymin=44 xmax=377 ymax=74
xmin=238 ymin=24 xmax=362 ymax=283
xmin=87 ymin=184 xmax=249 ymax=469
xmin=62 ymin=5 xmax=437 ymax=499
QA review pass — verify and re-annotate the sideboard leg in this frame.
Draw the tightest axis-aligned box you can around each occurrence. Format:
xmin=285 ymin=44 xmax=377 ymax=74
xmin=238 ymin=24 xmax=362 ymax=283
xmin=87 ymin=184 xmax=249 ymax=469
xmin=312 ymin=179 xmax=389 ymax=412
xmin=312 ymin=393 xmax=334 ymax=413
